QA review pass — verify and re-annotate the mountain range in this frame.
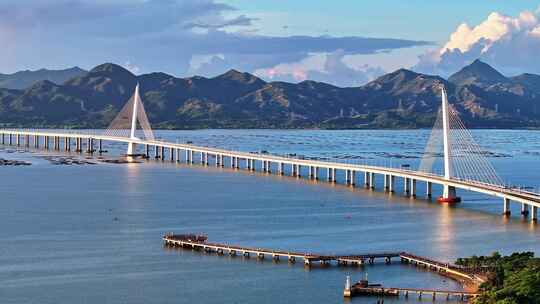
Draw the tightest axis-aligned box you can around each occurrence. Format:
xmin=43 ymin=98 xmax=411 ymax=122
xmin=1 ymin=59 xmax=540 ymax=129
xmin=0 ymin=67 xmax=87 ymax=90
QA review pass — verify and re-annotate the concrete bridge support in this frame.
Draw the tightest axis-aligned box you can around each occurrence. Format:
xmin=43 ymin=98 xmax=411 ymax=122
xmin=313 ymin=167 xmax=319 ymax=180
xmin=278 ymin=162 xmax=284 ymax=175
xmin=364 ymin=171 xmax=370 ymax=188
xmin=503 ymin=198 xmax=511 ymax=215
xmin=521 ymin=203 xmax=529 ymax=216
xmin=154 ymin=145 xmax=159 ymax=159
xmin=170 ymin=148 xmax=175 ymax=162
xmin=369 ymin=172 xmax=375 ymax=189
xmin=410 ymin=179 xmax=417 ymax=197
xmin=427 ymin=182 xmax=433 ymax=198
xmin=404 ymin=178 xmax=411 ymax=195
xmin=531 ymin=206 xmax=538 ymax=222
xmin=327 ymin=168 xmax=332 ymax=182
xmin=443 ymin=184 xmax=457 ymax=200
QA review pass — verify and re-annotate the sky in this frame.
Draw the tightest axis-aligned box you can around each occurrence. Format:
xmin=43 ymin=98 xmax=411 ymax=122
xmin=2 ymin=0 xmax=540 ymax=86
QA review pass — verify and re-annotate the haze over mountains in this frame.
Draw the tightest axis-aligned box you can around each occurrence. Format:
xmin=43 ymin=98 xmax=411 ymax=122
xmin=0 ymin=67 xmax=87 ymax=90
xmin=1 ymin=60 xmax=539 ymax=129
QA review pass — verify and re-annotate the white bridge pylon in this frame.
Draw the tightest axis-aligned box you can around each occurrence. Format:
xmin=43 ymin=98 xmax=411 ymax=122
xmin=419 ymin=85 xmax=503 ymax=200
xmin=104 ymin=83 xmax=155 ymax=156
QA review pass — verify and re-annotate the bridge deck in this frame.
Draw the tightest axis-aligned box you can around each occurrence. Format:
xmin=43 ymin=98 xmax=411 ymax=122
xmin=1 ymin=129 xmax=539 ymax=209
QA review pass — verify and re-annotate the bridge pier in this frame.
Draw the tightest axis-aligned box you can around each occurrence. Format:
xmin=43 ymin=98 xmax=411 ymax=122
xmin=176 ymin=149 xmax=181 ymax=162
xmin=531 ymin=206 xmax=538 ymax=222
xmin=426 ymin=182 xmax=432 ymax=198
xmin=503 ymin=198 xmax=511 ymax=215
xmin=278 ymin=162 xmax=284 ymax=174
xmin=25 ymin=135 xmax=30 ymax=148
xmin=442 ymin=184 xmax=457 ymax=200
xmin=410 ymin=179 xmax=417 ymax=197
xmin=160 ymin=146 xmax=165 ymax=160
xmin=369 ymin=172 xmax=375 ymax=189
xmin=521 ymin=203 xmax=529 ymax=217
xmin=404 ymin=178 xmax=411 ymax=195
xmin=313 ymin=167 xmax=319 ymax=180
xmin=364 ymin=171 xmax=370 ymax=188
xmin=327 ymin=168 xmax=332 ymax=181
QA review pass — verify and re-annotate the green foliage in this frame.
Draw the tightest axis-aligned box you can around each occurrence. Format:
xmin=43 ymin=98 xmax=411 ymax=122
xmin=457 ymin=252 xmax=540 ymax=304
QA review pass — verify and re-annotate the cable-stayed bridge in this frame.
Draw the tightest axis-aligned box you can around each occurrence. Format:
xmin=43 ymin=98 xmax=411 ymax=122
xmin=1 ymin=84 xmax=539 ymax=221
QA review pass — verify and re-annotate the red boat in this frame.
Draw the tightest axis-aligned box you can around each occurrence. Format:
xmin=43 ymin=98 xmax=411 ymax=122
xmin=437 ymin=196 xmax=461 ymax=204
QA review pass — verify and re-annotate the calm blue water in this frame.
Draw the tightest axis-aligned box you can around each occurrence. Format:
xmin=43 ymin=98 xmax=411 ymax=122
xmin=1 ymin=129 xmax=539 ymax=304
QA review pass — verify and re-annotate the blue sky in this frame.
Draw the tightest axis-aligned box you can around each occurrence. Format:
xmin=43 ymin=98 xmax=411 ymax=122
xmin=222 ymin=1 xmax=537 ymax=40
xmin=1 ymin=1 xmax=540 ymax=86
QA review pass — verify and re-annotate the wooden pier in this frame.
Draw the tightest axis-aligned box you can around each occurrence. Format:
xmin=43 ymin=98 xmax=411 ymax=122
xmin=345 ymin=280 xmax=480 ymax=301
xmin=163 ymin=234 xmax=401 ymax=266
xmin=164 ymin=234 xmax=484 ymax=301
xmin=163 ymin=234 xmax=485 ymax=285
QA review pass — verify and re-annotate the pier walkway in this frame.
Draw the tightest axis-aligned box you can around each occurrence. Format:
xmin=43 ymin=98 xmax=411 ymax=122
xmin=163 ymin=234 xmax=401 ymax=266
xmin=164 ymin=234 xmax=484 ymax=301
xmin=163 ymin=234 xmax=483 ymax=285
xmin=346 ymin=283 xmax=480 ymax=301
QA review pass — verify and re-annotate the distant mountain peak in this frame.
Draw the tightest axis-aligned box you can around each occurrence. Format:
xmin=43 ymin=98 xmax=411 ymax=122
xmin=215 ymin=69 xmax=265 ymax=85
xmin=89 ymin=63 xmax=133 ymax=76
xmin=448 ymin=59 xmax=509 ymax=87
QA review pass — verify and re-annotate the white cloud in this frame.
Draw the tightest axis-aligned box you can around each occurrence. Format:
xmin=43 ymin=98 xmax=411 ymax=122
xmin=253 ymin=50 xmax=385 ymax=87
xmin=123 ymin=62 xmax=140 ymax=74
xmin=0 ymin=0 xmax=428 ymax=87
xmin=415 ymin=8 xmax=540 ymax=76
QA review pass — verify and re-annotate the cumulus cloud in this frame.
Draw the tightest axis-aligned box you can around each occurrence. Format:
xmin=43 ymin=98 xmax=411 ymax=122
xmin=415 ymin=8 xmax=540 ymax=76
xmin=0 ymin=0 xmax=428 ymax=86
xmin=253 ymin=50 xmax=385 ymax=87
